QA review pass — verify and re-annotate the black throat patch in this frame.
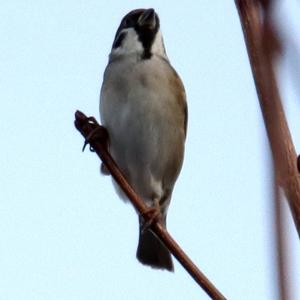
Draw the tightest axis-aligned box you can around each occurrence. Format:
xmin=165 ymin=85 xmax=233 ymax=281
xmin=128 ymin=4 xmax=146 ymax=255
xmin=135 ymin=23 xmax=159 ymax=59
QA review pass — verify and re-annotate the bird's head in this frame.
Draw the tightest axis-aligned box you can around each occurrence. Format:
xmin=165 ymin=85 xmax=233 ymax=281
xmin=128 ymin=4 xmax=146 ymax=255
xmin=110 ymin=9 xmax=167 ymax=60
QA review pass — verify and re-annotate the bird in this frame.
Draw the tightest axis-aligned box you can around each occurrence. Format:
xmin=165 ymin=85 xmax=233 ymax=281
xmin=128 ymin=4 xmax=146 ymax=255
xmin=100 ymin=8 xmax=187 ymax=271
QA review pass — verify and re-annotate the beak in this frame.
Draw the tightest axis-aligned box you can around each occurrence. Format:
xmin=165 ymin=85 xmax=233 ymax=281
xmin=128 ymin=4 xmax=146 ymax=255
xmin=138 ymin=9 xmax=156 ymax=29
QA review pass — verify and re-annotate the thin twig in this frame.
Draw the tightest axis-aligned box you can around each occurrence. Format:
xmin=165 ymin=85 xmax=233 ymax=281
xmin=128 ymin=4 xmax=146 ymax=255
xmin=235 ymin=0 xmax=300 ymax=237
xmin=274 ymin=173 xmax=290 ymax=300
xmin=74 ymin=110 xmax=226 ymax=300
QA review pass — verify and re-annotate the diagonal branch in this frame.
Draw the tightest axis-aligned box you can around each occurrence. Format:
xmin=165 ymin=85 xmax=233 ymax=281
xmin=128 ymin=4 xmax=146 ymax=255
xmin=274 ymin=174 xmax=290 ymax=300
xmin=235 ymin=0 xmax=300 ymax=237
xmin=74 ymin=110 xmax=226 ymax=300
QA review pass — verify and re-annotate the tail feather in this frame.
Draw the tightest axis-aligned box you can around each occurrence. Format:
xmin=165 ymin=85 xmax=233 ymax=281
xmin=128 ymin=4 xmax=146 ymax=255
xmin=136 ymin=218 xmax=173 ymax=271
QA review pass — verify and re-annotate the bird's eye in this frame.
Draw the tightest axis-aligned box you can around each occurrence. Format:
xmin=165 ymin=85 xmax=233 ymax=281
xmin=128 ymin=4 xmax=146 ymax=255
xmin=123 ymin=19 xmax=131 ymax=28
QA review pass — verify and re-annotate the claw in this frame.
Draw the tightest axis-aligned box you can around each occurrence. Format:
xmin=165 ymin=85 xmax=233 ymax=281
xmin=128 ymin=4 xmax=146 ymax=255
xmin=82 ymin=126 xmax=103 ymax=152
xmin=82 ymin=118 xmax=109 ymax=152
xmin=141 ymin=207 xmax=161 ymax=233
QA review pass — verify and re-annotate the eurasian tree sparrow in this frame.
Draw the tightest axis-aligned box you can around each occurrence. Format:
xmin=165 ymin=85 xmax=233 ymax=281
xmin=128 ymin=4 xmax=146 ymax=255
xmin=100 ymin=8 xmax=187 ymax=271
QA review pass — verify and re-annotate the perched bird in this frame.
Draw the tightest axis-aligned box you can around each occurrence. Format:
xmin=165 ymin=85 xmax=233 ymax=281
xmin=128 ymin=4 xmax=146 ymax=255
xmin=100 ymin=8 xmax=187 ymax=271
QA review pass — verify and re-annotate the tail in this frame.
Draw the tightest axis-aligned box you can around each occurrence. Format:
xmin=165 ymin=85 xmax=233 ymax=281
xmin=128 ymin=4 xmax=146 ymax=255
xmin=136 ymin=217 xmax=173 ymax=271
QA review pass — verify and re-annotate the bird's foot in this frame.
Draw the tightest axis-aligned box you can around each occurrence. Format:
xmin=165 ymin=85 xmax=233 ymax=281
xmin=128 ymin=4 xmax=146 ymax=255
xmin=140 ymin=199 xmax=162 ymax=232
xmin=82 ymin=117 xmax=109 ymax=152
xmin=141 ymin=207 xmax=161 ymax=232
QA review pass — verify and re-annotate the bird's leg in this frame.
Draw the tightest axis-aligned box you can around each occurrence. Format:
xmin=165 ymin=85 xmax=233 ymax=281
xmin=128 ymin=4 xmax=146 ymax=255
xmin=140 ymin=198 xmax=162 ymax=232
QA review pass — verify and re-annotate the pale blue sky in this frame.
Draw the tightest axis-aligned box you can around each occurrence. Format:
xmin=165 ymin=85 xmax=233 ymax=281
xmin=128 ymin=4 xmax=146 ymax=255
xmin=1 ymin=1 xmax=300 ymax=299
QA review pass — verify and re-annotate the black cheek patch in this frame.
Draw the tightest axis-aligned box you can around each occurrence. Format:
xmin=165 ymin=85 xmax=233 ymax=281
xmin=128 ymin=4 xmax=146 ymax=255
xmin=113 ymin=31 xmax=127 ymax=49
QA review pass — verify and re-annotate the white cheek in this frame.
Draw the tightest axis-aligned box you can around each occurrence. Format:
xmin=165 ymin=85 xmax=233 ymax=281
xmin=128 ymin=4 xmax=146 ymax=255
xmin=151 ymin=30 xmax=166 ymax=57
xmin=123 ymin=29 xmax=143 ymax=52
xmin=112 ymin=28 xmax=143 ymax=56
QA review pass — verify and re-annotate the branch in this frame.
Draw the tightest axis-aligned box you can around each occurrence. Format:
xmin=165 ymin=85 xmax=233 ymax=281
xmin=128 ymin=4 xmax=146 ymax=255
xmin=274 ymin=174 xmax=290 ymax=300
xmin=74 ymin=110 xmax=226 ymax=300
xmin=235 ymin=0 xmax=300 ymax=237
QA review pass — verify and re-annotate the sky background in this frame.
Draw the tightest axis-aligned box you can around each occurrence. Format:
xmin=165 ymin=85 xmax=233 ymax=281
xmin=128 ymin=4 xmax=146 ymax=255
xmin=1 ymin=1 xmax=300 ymax=299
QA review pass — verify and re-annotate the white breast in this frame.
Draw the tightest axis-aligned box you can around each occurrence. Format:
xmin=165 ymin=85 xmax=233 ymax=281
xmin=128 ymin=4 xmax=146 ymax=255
xmin=100 ymin=55 xmax=185 ymax=205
